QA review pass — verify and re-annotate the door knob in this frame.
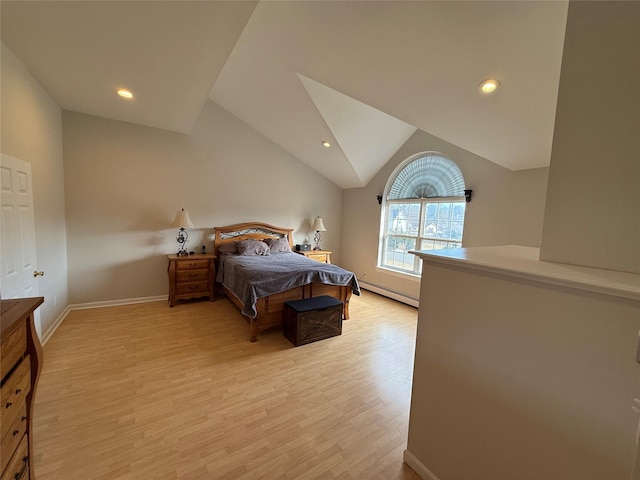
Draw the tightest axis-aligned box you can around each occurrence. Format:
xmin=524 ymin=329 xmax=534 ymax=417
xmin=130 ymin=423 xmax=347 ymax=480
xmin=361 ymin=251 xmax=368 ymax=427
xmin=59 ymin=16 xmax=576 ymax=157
xmin=33 ymin=271 xmax=44 ymax=277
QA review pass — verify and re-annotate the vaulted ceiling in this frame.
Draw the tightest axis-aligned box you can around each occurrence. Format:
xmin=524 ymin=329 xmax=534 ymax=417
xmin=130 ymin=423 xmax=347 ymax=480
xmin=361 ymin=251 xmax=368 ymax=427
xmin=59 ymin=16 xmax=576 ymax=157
xmin=1 ymin=1 xmax=568 ymax=188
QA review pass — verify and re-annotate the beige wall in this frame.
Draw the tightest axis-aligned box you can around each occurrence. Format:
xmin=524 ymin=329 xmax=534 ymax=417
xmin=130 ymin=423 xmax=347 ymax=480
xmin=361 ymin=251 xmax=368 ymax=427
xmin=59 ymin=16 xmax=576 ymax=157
xmin=408 ymin=261 xmax=639 ymax=479
xmin=1 ymin=42 xmax=69 ymax=337
xmin=341 ymin=129 xmax=549 ymax=301
xmin=62 ymin=102 xmax=344 ymax=304
xmin=540 ymin=1 xmax=640 ymax=273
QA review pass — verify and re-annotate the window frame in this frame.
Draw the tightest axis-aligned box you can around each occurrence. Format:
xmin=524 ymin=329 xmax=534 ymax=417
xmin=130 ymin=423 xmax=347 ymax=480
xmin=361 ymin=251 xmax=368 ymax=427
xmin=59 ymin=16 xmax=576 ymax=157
xmin=379 ymin=196 xmax=466 ymax=276
xmin=377 ymin=151 xmax=467 ymax=278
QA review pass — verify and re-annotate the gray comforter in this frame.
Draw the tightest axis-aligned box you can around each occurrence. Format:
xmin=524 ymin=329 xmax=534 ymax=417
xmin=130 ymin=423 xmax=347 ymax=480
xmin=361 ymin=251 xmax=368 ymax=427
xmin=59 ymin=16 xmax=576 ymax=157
xmin=216 ymin=252 xmax=360 ymax=318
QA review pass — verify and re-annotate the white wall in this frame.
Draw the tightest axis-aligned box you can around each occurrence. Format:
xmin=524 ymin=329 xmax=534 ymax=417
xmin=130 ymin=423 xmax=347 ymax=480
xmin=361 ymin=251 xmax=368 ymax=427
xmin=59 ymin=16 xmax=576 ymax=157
xmin=62 ymin=101 xmax=344 ymax=304
xmin=341 ymin=129 xmax=549 ymax=301
xmin=540 ymin=1 xmax=640 ymax=273
xmin=407 ymin=260 xmax=639 ymax=480
xmin=1 ymin=42 xmax=69 ymax=336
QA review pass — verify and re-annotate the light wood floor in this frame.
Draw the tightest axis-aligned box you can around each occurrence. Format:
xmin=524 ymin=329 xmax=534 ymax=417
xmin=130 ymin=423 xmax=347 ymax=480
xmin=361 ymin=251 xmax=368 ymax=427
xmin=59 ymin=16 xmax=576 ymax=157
xmin=32 ymin=290 xmax=420 ymax=480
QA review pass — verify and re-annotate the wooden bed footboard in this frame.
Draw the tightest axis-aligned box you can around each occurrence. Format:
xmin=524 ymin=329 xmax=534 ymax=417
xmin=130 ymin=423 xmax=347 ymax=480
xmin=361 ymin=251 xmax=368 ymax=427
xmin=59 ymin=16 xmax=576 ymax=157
xmin=220 ymin=282 xmax=352 ymax=342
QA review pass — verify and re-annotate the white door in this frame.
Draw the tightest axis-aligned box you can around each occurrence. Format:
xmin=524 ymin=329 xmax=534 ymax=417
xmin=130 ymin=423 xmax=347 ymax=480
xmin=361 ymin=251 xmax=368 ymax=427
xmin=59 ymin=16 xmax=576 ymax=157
xmin=1 ymin=153 xmax=42 ymax=336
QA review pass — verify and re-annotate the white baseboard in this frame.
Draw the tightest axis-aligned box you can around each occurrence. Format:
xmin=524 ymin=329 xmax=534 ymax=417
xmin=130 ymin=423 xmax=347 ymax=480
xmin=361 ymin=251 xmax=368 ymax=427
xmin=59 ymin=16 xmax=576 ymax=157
xmin=42 ymin=305 xmax=71 ymax=345
xmin=403 ymin=450 xmax=440 ymax=480
xmin=69 ymin=295 xmax=167 ymax=311
xmin=41 ymin=295 xmax=167 ymax=344
xmin=358 ymin=281 xmax=419 ymax=308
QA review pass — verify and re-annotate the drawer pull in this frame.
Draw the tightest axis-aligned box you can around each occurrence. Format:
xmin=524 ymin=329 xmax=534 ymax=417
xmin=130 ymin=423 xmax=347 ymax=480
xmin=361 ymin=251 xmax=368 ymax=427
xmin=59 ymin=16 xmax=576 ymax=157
xmin=188 ymin=274 xmax=197 ymax=277
xmin=15 ymin=388 xmax=21 ymax=394
xmin=6 ymin=402 xmax=12 ymax=408
xmin=14 ymin=455 xmax=28 ymax=480
xmin=21 ymin=416 xmax=27 ymax=421
xmin=13 ymin=429 xmax=20 ymax=436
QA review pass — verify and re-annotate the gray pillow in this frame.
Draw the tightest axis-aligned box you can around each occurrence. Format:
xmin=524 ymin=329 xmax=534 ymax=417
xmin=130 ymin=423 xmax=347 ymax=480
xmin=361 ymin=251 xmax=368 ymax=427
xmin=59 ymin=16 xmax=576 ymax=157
xmin=237 ymin=239 xmax=270 ymax=256
xmin=265 ymin=237 xmax=291 ymax=254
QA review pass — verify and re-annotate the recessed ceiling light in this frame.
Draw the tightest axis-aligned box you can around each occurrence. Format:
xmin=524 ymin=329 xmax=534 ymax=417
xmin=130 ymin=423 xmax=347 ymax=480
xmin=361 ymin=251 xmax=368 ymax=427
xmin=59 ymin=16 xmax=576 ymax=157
xmin=322 ymin=141 xmax=331 ymax=148
xmin=117 ymin=88 xmax=134 ymax=99
xmin=479 ymin=79 xmax=500 ymax=94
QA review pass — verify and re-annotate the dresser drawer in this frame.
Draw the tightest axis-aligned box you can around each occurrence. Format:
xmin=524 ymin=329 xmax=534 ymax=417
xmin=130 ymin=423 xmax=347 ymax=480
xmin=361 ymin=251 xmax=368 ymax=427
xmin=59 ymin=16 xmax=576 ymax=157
xmin=0 ymin=402 xmax=27 ymax=474
xmin=294 ymin=250 xmax=331 ymax=264
xmin=0 ymin=432 xmax=29 ymax=480
xmin=176 ymin=282 xmax=209 ymax=295
xmin=176 ymin=259 xmax=210 ymax=270
xmin=176 ymin=269 xmax=209 ymax=282
xmin=306 ymin=253 xmax=327 ymax=263
xmin=1 ymin=322 xmax=26 ymax=381
xmin=1 ymin=356 xmax=30 ymax=440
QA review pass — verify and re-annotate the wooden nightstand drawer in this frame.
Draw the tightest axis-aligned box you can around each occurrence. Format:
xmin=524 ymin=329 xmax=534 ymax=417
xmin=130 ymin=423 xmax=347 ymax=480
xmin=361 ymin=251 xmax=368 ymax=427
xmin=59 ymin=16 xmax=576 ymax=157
xmin=295 ymin=250 xmax=332 ymax=264
xmin=176 ymin=281 xmax=209 ymax=295
xmin=176 ymin=259 xmax=210 ymax=270
xmin=176 ymin=269 xmax=209 ymax=282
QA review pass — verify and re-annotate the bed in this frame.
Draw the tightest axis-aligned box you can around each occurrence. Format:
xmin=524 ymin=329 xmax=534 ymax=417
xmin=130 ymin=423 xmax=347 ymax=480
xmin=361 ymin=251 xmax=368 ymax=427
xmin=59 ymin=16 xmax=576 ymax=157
xmin=213 ymin=222 xmax=360 ymax=341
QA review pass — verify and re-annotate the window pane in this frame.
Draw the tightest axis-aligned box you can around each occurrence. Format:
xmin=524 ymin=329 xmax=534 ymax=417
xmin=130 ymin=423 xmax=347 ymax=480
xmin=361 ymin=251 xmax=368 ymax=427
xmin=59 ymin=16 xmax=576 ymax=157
xmin=420 ymin=239 xmax=435 ymax=251
xmin=422 ymin=201 xmax=466 ymax=242
xmin=423 ymin=221 xmax=437 ymax=238
xmin=437 ymin=203 xmax=451 ymax=220
xmin=387 ymin=202 xmax=420 ymax=236
xmin=452 ymin=202 xmax=466 ymax=221
xmin=382 ymin=235 xmax=416 ymax=272
xmin=434 ymin=241 xmax=451 ymax=250
xmin=425 ymin=203 xmax=438 ymax=222
xmin=451 ymin=222 xmax=464 ymax=241
xmin=406 ymin=204 xmax=420 ymax=236
xmin=436 ymin=221 xmax=451 ymax=239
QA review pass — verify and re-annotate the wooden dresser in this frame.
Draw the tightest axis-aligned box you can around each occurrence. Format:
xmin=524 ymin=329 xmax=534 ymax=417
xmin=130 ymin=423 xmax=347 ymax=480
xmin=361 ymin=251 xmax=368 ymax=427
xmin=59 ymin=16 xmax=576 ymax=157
xmin=1 ymin=297 xmax=44 ymax=480
xmin=167 ymin=254 xmax=216 ymax=307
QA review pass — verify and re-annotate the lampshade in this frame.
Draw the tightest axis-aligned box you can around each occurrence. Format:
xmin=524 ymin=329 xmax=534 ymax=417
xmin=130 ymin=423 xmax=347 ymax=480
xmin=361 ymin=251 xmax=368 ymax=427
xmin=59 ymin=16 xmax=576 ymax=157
xmin=171 ymin=208 xmax=195 ymax=228
xmin=312 ymin=216 xmax=327 ymax=232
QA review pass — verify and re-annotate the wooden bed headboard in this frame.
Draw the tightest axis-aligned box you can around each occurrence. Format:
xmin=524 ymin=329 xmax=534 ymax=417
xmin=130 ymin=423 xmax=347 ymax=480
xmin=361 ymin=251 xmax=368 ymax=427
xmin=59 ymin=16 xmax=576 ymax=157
xmin=213 ymin=222 xmax=294 ymax=257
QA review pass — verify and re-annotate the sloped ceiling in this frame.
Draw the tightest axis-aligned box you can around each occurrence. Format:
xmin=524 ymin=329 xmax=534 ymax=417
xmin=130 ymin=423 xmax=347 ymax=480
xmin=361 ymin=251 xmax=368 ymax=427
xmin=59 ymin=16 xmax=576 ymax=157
xmin=1 ymin=1 xmax=258 ymax=134
xmin=298 ymin=74 xmax=416 ymax=187
xmin=1 ymin=1 xmax=568 ymax=188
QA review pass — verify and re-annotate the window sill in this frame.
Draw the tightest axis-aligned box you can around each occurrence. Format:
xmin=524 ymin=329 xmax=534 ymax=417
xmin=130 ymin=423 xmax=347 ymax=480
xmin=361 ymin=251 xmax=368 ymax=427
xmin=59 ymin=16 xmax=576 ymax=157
xmin=375 ymin=266 xmax=421 ymax=282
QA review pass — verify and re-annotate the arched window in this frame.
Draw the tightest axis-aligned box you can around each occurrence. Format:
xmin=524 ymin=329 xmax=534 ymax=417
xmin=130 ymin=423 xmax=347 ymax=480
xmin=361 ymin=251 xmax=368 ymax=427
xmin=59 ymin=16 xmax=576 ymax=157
xmin=379 ymin=152 xmax=467 ymax=276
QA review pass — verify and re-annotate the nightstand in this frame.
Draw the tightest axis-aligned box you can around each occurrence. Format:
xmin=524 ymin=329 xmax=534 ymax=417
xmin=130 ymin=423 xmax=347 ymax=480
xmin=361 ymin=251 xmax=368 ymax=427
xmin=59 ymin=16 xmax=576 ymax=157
xmin=295 ymin=250 xmax=332 ymax=264
xmin=167 ymin=254 xmax=216 ymax=307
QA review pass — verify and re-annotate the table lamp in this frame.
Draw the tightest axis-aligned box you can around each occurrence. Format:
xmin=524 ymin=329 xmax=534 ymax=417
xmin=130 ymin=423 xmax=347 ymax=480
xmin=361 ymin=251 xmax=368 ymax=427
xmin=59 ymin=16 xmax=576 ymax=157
xmin=312 ymin=216 xmax=327 ymax=251
xmin=171 ymin=208 xmax=195 ymax=256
